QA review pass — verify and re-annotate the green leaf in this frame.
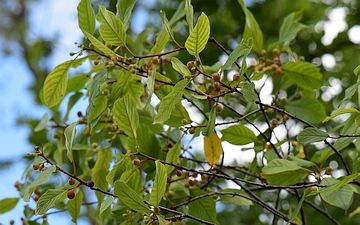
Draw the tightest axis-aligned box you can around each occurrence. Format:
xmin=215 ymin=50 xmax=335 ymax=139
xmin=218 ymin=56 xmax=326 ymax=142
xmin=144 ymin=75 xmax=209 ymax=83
xmin=338 ymin=81 xmax=360 ymax=107
xmin=149 ymin=27 xmax=168 ymax=55
xmin=96 ymin=5 xmax=126 ymax=47
xmin=116 ymin=0 xmax=136 ymax=31
xmin=243 ymin=82 xmax=258 ymax=102
xmin=202 ymin=105 xmax=216 ymax=138
xmin=185 ymin=0 xmax=194 ymax=32
xmin=63 ymin=92 xmax=84 ymax=122
xmin=83 ymin=31 xmax=117 ymax=56
xmin=106 ymin=155 xmax=131 ymax=185
xmin=189 ymin=189 xmax=219 ymax=224
xmin=35 ymin=187 xmax=68 ymax=215
xmin=288 ymin=192 xmax=306 ymax=222
xmin=220 ymin=124 xmax=257 ymax=145
xmin=150 ymin=161 xmax=167 ymax=206
xmin=279 ymin=10 xmax=307 ymax=48
xmin=219 ymin=189 xmax=253 ymax=206
xmin=171 ymin=57 xmax=191 ymax=78
xmin=261 ymin=159 xmax=308 ymax=185
xmin=185 ymin=12 xmax=210 ymax=56
xmin=154 ymin=79 xmax=190 ymax=124
xmin=64 ymin=122 xmax=77 ymax=162
xmin=114 ymin=181 xmax=151 ymax=213
xmin=34 ymin=113 xmax=49 ymax=132
xmin=297 ymin=128 xmax=329 ymax=144
xmin=165 ymin=138 xmax=182 ymax=174
xmin=113 ymin=94 xmax=139 ymax=139
xmin=43 ymin=60 xmax=73 ymax=108
xmin=66 ymin=74 xmax=88 ymax=93
xmin=92 ymin=147 xmax=112 ymax=203
xmin=284 ymin=98 xmax=326 ymax=124
xmin=100 ymin=196 xmax=114 ymax=215
xmin=0 ymin=198 xmax=19 ymax=214
xmin=354 ymin=65 xmax=360 ymax=76
xmin=77 ymin=0 xmax=96 ymax=35
xmin=88 ymin=94 xmax=108 ymax=122
xmin=282 ymin=61 xmax=323 ymax=90
xmin=24 ymin=165 xmax=57 ymax=202
xmin=320 ymin=178 xmax=354 ymax=210
xmin=287 ymin=155 xmax=315 ymax=167
xmin=221 ymin=38 xmax=252 ymax=71
xmin=128 ymin=124 xmax=161 ymax=159
xmin=326 ymin=174 xmax=359 ymax=191
xmin=238 ymin=0 xmax=263 ymax=52
xmin=160 ymin=11 xmax=176 ymax=43
xmin=323 ymin=107 xmax=360 ymax=122
xmin=67 ymin=190 xmax=83 ymax=223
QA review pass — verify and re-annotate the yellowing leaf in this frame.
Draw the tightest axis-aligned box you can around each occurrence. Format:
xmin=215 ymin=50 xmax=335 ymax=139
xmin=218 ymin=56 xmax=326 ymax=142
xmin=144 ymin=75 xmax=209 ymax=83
xmin=204 ymin=132 xmax=223 ymax=165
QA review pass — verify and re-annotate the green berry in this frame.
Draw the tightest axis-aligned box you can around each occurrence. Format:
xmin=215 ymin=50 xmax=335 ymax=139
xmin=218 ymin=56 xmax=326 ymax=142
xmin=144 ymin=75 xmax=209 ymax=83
xmin=215 ymin=104 xmax=223 ymax=113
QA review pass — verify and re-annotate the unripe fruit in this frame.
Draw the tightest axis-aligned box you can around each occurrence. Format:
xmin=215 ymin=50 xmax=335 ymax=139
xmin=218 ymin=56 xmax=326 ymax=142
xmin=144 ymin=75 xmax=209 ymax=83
xmin=153 ymin=206 xmax=160 ymax=215
xmin=69 ymin=52 xmax=76 ymax=56
xmin=212 ymin=193 xmax=218 ymax=199
xmin=212 ymin=73 xmax=220 ymax=81
xmin=34 ymin=145 xmax=40 ymax=152
xmin=93 ymin=59 xmax=99 ymax=65
xmin=325 ymin=166 xmax=333 ymax=175
xmin=151 ymin=57 xmax=159 ymax=65
xmin=184 ymin=181 xmax=191 ymax=188
xmin=132 ymin=158 xmax=141 ymax=165
xmin=213 ymin=81 xmax=220 ymax=89
xmin=189 ymin=127 xmax=195 ymax=134
xmin=102 ymin=89 xmax=109 ymax=95
xmin=215 ymin=104 xmax=223 ymax=113
xmin=106 ymin=43 xmax=112 ymax=48
xmin=187 ymin=61 xmax=194 ymax=69
xmin=154 ymin=84 xmax=160 ymax=90
xmin=176 ymin=170 xmax=183 ymax=177
xmin=92 ymin=142 xmax=98 ymax=148
xmin=182 ymin=118 xmax=190 ymax=124
xmin=272 ymin=48 xmax=280 ymax=56
xmin=68 ymin=178 xmax=75 ymax=185
xmin=32 ymin=163 xmax=40 ymax=170
xmin=67 ymin=190 xmax=75 ymax=199
xmin=233 ymin=73 xmax=240 ymax=81
xmin=53 ymin=132 xmax=61 ymax=139
xmin=291 ymin=141 xmax=298 ymax=147
xmin=309 ymin=186 xmax=318 ymax=192
xmin=86 ymin=180 xmax=95 ymax=187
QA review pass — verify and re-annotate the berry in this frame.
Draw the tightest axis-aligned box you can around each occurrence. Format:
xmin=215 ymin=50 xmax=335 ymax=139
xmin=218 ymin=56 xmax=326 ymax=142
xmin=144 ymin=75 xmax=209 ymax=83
xmin=213 ymin=81 xmax=220 ymax=89
xmin=67 ymin=190 xmax=75 ymax=199
xmin=106 ymin=43 xmax=112 ymax=48
xmin=154 ymin=84 xmax=160 ymax=90
xmin=102 ymin=89 xmax=109 ymax=95
xmin=176 ymin=170 xmax=183 ymax=177
xmin=212 ymin=73 xmax=220 ymax=81
xmin=309 ymin=186 xmax=318 ymax=192
xmin=184 ymin=181 xmax=190 ymax=188
xmin=181 ymin=118 xmax=190 ymax=124
xmin=86 ymin=180 xmax=95 ymax=187
xmin=233 ymin=73 xmax=240 ymax=81
xmin=32 ymin=163 xmax=40 ymax=170
xmin=77 ymin=111 xmax=82 ymax=117
xmin=69 ymin=52 xmax=76 ymax=56
xmin=132 ymin=158 xmax=141 ymax=165
xmin=93 ymin=59 xmax=99 ymax=65
xmin=189 ymin=127 xmax=195 ymax=134
xmin=325 ymin=166 xmax=333 ymax=175
xmin=167 ymin=175 xmax=172 ymax=183
xmin=215 ymin=104 xmax=223 ymax=113
xmin=272 ymin=48 xmax=280 ymax=56
xmin=68 ymin=178 xmax=75 ymax=185
xmin=187 ymin=61 xmax=194 ymax=69
xmin=167 ymin=143 xmax=173 ymax=148
xmin=151 ymin=57 xmax=159 ymax=65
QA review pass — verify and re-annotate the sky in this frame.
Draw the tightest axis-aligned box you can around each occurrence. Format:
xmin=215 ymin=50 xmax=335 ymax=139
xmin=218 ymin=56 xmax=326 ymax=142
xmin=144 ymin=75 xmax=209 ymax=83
xmin=1 ymin=0 xmax=360 ymax=224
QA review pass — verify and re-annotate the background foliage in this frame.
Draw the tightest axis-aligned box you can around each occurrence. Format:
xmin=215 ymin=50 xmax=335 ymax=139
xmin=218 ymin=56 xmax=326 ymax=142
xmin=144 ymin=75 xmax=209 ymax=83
xmin=1 ymin=0 xmax=360 ymax=224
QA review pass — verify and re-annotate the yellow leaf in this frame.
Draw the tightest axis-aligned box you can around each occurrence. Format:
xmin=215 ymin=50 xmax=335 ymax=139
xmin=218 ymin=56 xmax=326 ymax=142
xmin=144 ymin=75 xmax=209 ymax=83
xmin=204 ymin=132 xmax=223 ymax=165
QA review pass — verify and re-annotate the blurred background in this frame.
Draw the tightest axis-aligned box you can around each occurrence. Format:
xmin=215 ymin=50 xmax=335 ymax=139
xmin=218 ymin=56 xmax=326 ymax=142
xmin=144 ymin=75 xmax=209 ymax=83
xmin=0 ymin=0 xmax=359 ymax=224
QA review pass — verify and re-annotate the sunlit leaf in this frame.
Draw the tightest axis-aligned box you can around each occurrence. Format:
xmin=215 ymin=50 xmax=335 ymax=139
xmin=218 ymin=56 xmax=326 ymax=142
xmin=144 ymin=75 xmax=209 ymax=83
xmin=35 ymin=187 xmax=68 ymax=215
xmin=64 ymin=122 xmax=77 ymax=162
xmin=165 ymin=138 xmax=182 ymax=174
xmin=149 ymin=27 xmax=168 ymax=55
xmin=320 ymin=178 xmax=354 ymax=210
xmin=87 ymin=94 xmax=108 ymax=122
xmin=114 ymin=181 xmax=151 ymax=213
xmin=150 ymin=161 xmax=167 ymax=206
xmin=243 ymin=82 xmax=257 ymax=102
xmin=279 ymin=10 xmax=307 ymax=48
xmin=219 ymin=189 xmax=253 ymax=206
xmin=96 ymin=5 xmax=126 ymax=46
xmin=220 ymin=124 xmax=257 ymax=145
xmin=204 ymin=132 xmax=223 ymax=165
xmin=100 ymin=196 xmax=114 ymax=215
xmin=171 ymin=57 xmax=191 ymax=78
xmin=116 ymin=0 xmax=136 ymax=31
xmin=43 ymin=60 xmax=73 ymax=108
xmin=185 ymin=0 xmax=194 ymax=32
xmin=323 ymin=108 xmax=360 ymax=122
xmin=282 ymin=61 xmax=322 ymax=90
xmin=24 ymin=165 xmax=57 ymax=202
xmin=154 ymin=79 xmax=190 ymax=124
xmin=221 ymin=38 xmax=252 ymax=71
xmin=0 ymin=198 xmax=19 ymax=214
xmin=297 ymin=128 xmax=329 ymax=144
xmin=83 ymin=31 xmax=117 ymax=56
xmin=185 ymin=12 xmax=210 ymax=56
xmin=77 ymin=0 xmax=96 ymax=35
xmin=34 ymin=113 xmax=49 ymax=132
xmin=113 ymin=94 xmax=139 ymax=139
